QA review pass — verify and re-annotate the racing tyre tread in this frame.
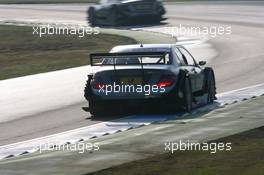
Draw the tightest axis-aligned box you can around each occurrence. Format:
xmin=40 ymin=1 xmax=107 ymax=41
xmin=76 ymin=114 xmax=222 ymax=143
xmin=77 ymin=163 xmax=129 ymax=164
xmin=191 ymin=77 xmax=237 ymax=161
xmin=183 ymin=78 xmax=193 ymax=113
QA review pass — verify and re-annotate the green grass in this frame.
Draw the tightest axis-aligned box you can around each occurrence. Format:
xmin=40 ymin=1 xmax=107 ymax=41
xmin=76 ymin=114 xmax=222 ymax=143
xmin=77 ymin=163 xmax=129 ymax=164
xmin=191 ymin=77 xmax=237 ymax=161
xmin=87 ymin=127 xmax=264 ymax=175
xmin=0 ymin=25 xmax=136 ymax=80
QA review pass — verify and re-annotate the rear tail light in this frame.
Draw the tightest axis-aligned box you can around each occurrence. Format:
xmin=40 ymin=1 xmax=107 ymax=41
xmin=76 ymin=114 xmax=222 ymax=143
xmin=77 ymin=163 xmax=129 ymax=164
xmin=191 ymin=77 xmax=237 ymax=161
xmin=157 ymin=81 xmax=173 ymax=88
xmin=156 ymin=75 xmax=175 ymax=88
xmin=91 ymin=77 xmax=105 ymax=90
xmin=93 ymin=83 xmax=105 ymax=90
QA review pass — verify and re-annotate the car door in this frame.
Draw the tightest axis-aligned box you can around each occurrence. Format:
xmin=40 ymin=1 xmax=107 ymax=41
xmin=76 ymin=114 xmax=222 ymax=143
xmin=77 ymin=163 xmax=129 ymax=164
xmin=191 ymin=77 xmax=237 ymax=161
xmin=178 ymin=47 xmax=204 ymax=92
xmin=173 ymin=47 xmax=196 ymax=92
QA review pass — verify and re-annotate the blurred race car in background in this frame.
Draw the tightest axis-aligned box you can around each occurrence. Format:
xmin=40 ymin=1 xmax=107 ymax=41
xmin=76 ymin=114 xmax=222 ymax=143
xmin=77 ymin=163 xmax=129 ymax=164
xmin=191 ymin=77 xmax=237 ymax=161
xmin=84 ymin=44 xmax=217 ymax=116
xmin=87 ymin=0 xmax=166 ymax=26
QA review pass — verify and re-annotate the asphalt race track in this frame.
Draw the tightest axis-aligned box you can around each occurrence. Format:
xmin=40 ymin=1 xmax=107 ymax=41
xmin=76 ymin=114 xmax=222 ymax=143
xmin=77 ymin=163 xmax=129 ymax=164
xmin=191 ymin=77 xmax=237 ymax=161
xmin=0 ymin=1 xmax=263 ymax=146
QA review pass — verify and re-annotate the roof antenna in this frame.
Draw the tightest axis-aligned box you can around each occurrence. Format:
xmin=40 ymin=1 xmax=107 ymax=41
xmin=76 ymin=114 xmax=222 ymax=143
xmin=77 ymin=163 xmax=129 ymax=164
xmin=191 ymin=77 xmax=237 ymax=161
xmin=140 ymin=44 xmax=143 ymax=48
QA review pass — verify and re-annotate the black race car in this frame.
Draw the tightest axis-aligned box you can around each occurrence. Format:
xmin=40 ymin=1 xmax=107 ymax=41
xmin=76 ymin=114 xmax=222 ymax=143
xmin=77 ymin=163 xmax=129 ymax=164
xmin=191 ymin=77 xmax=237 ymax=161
xmin=84 ymin=44 xmax=217 ymax=116
xmin=87 ymin=0 xmax=166 ymax=26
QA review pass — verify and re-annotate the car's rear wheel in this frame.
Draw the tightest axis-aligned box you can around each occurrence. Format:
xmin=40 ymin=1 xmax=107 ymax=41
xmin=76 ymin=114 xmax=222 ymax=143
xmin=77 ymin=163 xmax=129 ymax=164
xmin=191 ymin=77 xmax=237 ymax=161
xmin=183 ymin=78 xmax=193 ymax=112
xmin=88 ymin=7 xmax=96 ymax=26
xmin=88 ymin=99 xmax=104 ymax=116
xmin=207 ymin=73 xmax=216 ymax=104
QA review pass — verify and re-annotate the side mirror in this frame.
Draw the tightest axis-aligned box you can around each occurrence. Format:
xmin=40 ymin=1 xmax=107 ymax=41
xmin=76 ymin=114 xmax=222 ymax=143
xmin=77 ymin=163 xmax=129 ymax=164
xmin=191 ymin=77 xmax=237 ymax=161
xmin=199 ymin=61 xmax=206 ymax=66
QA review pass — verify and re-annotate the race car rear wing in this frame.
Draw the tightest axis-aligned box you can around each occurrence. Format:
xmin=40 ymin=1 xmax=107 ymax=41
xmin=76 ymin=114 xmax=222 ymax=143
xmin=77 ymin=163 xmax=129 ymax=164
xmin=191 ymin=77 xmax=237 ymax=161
xmin=90 ymin=52 xmax=169 ymax=68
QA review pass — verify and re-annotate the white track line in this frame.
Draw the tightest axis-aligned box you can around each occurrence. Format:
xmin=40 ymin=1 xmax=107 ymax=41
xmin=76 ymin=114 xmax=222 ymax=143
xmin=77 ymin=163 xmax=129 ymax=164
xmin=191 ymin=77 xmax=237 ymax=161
xmin=0 ymin=83 xmax=264 ymax=160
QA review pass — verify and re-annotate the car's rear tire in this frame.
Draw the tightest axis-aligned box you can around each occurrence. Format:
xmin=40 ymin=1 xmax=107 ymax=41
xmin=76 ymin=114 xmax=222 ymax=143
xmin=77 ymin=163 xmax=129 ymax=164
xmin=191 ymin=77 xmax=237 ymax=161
xmin=183 ymin=78 xmax=193 ymax=112
xmin=88 ymin=99 xmax=104 ymax=117
xmin=88 ymin=7 xmax=96 ymax=26
xmin=204 ymin=68 xmax=216 ymax=104
xmin=207 ymin=74 xmax=216 ymax=104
